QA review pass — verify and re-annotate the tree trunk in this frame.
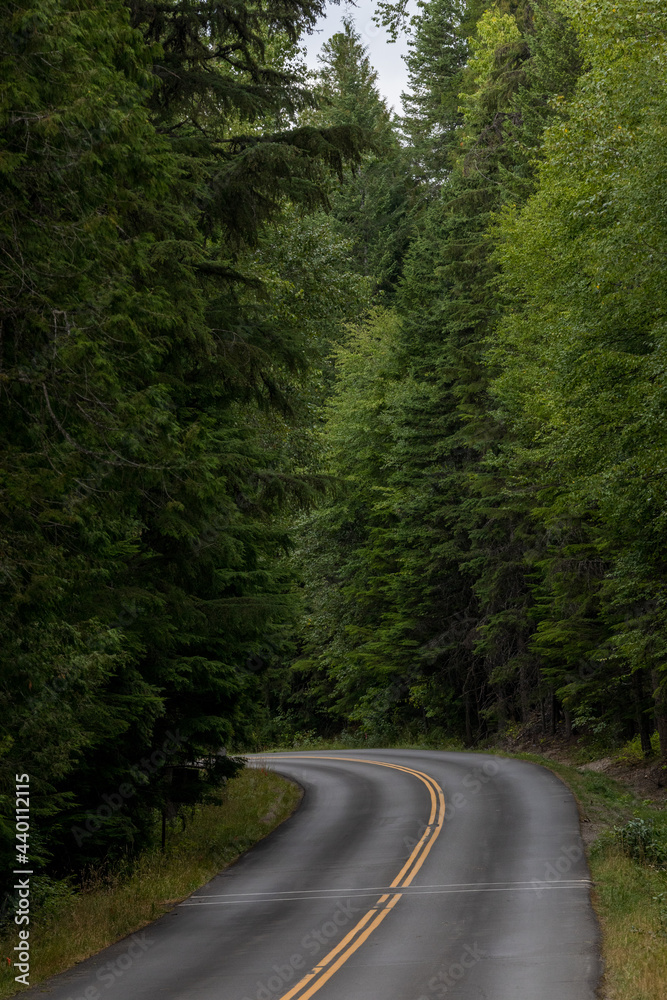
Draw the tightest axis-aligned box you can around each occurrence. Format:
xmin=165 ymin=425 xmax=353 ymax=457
xmin=633 ymin=668 xmax=653 ymax=757
xmin=652 ymin=669 xmax=667 ymax=760
xmin=519 ymin=661 xmax=530 ymax=724
xmin=496 ymin=692 xmax=506 ymax=733
xmin=465 ymin=693 xmax=473 ymax=746
xmin=550 ymin=690 xmax=558 ymax=735
xmin=563 ymin=707 xmax=572 ymax=740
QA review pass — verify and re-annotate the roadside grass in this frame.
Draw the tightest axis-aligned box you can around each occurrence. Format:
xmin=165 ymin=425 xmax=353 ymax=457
xmin=256 ymin=728 xmax=467 ymax=753
xmin=0 ymin=766 xmax=301 ymax=1000
xmin=463 ymin=751 xmax=667 ymax=1000
xmin=591 ymin=849 xmax=667 ymax=1000
xmin=461 ymin=750 xmax=667 ymax=1000
xmin=8 ymin=736 xmax=665 ymax=1000
xmin=260 ymin=736 xmax=667 ymax=1000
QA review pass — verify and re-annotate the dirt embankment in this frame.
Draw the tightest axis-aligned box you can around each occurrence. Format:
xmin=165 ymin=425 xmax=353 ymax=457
xmin=493 ymin=723 xmax=667 ymax=807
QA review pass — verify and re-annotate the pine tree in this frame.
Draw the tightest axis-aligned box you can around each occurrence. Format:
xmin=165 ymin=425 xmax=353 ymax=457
xmin=0 ymin=0 xmax=370 ymax=878
xmin=306 ymin=18 xmax=414 ymax=295
xmin=491 ymin=0 xmax=667 ymax=754
xmin=295 ymin=0 xmax=586 ymax=742
xmin=400 ymin=0 xmax=470 ymax=183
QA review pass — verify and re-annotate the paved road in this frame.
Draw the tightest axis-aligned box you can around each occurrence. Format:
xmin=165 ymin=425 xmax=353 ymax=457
xmin=24 ymin=750 xmax=601 ymax=1000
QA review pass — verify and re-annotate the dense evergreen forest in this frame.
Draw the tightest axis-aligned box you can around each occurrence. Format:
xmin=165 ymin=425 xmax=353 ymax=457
xmin=2 ymin=0 xmax=667 ymax=900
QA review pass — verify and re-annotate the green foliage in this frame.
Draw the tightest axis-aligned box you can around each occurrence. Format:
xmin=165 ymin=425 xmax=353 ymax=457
xmin=400 ymin=0 xmax=469 ymax=183
xmin=292 ymin=309 xmax=410 ymax=732
xmin=616 ymin=732 xmax=661 ymax=766
xmin=6 ymin=0 xmax=667 ymax=901
xmin=0 ymin=0 xmax=368 ymax=880
xmin=304 ymin=19 xmax=414 ymax=295
xmin=459 ymin=7 xmax=523 ymax=130
xmin=299 ymin=0 xmax=572 ymax=741
xmin=614 ymin=818 xmax=667 ymax=868
xmin=491 ymin=0 xmax=667 ymax=749
xmin=293 ymin=0 xmax=666 ymax=750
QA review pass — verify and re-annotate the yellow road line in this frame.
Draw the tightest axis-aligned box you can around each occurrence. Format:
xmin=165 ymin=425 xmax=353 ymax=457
xmin=293 ymin=891 xmax=404 ymax=1000
xmin=262 ymin=755 xmax=446 ymax=1000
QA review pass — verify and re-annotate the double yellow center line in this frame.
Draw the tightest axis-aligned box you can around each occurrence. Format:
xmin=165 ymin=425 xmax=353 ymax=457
xmin=267 ymin=756 xmax=446 ymax=1000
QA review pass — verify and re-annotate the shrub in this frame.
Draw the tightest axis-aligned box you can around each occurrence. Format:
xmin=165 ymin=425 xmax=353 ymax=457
xmin=614 ymin=818 xmax=667 ymax=867
xmin=615 ymin=732 xmax=660 ymax=765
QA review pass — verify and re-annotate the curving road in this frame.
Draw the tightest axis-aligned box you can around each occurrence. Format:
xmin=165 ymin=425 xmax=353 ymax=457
xmin=24 ymin=750 xmax=601 ymax=1000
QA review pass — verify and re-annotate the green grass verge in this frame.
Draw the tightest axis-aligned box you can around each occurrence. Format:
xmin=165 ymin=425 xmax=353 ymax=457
xmin=260 ymin=737 xmax=667 ymax=999
xmin=8 ymin=739 xmax=664 ymax=1000
xmin=508 ymin=752 xmax=667 ymax=1000
xmin=0 ymin=766 xmax=301 ymax=999
xmin=591 ymin=851 xmax=667 ymax=999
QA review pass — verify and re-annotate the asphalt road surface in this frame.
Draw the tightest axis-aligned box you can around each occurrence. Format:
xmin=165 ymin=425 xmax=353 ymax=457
xmin=23 ymin=750 xmax=602 ymax=1000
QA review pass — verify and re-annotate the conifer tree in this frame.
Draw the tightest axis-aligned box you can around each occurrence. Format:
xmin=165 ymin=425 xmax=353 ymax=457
xmin=296 ymin=0 xmax=585 ymax=741
xmin=0 ymin=0 xmax=369 ymax=877
xmin=491 ymin=0 xmax=667 ymax=754
xmin=307 ymin=18 xmax=414 ymax=295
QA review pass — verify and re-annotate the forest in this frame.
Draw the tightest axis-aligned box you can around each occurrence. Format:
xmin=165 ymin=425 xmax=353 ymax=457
xmin=2 ymin=0 xmax=667 ymax=896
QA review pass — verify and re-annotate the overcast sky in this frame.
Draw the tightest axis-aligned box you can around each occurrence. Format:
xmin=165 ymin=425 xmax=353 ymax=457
xmin=301 ymin=0 xmax=414 ymax=115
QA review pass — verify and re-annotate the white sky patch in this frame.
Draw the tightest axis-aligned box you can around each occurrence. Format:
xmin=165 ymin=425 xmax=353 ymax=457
xmin=301 ymin=0 xmax=415 ymax=115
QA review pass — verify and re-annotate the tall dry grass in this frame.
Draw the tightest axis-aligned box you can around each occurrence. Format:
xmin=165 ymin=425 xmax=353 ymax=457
xmin=0 ymin=767 xmax=300 ymax=998
xmin=591 ymin=850 xmax=667 ymax=1000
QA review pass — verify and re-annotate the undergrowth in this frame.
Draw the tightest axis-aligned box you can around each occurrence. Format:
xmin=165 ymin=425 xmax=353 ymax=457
xmin=0 ymin=767 xmax=300 ymax=999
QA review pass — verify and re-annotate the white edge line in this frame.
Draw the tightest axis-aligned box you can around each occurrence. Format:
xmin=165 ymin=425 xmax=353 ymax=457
xmin=188 ymin=879 xmax=593 ymax=899
xmin=180 ymin=884 xmax=593 ymax=905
